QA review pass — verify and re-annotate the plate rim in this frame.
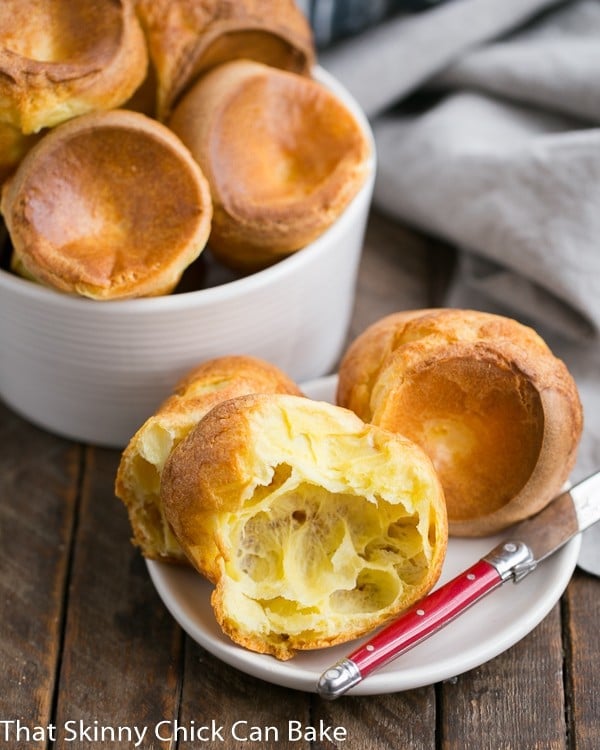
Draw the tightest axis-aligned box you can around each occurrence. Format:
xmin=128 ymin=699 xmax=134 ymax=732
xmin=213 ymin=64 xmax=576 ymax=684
xmin=146 ymin=373 xmax=581 ymax=694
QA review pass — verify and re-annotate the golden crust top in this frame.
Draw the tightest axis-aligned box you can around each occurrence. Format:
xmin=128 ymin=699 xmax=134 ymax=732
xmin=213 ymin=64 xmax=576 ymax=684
xmin=161 ymin=393 xmax=447 ymax=659
xmin=115 ymin=355 xmax=302 ymax=563
xmin=337 ymin=308 xmax=584 ymax=536
xmin=135 ymin=0 xmax=315 ymax=119
xmin=0 ymin=0 xmax=148 ymax=133
xmin=1 ymin=109 xmax=212 ymax=299
xmin=169 ymin=59 xmax=372 ymax=271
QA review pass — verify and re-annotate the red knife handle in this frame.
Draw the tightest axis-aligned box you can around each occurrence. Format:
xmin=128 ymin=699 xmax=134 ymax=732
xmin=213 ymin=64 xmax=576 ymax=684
xmin=349 ymin=559 xmax=503 ymax=676
xmin=317 ymin=540 xmax=537 ymax=699
xmin=317 ymin=559 xmax=503 ymax=699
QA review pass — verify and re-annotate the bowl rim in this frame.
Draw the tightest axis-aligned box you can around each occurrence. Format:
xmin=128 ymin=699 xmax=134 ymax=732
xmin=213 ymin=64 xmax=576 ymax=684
xmin=0 ymin=66 xmax=375 ymax=315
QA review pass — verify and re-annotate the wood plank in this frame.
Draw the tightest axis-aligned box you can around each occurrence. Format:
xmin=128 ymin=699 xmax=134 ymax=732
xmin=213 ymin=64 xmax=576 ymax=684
xmin=312 ymin=687 xmax=437 ymax=750
xmin=0 ymin=405 xmax=80 ymax=747
xmin=350 ymin=211 xmax=457 ymax=342
xmin=563 ymin=570 xmax=600 ymax=750
xmin=180 ymin=637 xmax=436 ymax=750
xmin=53 ymin=447 xmax=183 ymax=750
xmin=350 ymin=212 xmax=438 ymax=341
xmin=178 ymin=638 xmax=311 ymax=749
xmin=439 ymin=604 xmax=567 ymax=750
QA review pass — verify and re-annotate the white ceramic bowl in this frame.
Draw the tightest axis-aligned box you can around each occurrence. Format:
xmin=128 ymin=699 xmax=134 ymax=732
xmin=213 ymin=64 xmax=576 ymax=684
xmin=0 ymin=68 xmax=375 ymax=447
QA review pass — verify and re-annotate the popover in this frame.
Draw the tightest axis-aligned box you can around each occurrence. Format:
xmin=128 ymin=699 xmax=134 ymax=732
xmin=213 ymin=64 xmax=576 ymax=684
xmin=337 ymin=309 xmax=583 ymax=537
xmin=1 ymin=109 xmax=212 ymax=299
xmin=115 ymin=356 xmax=302 ymax=562
xmin=161 ymin=393 xmax=447 ymax=659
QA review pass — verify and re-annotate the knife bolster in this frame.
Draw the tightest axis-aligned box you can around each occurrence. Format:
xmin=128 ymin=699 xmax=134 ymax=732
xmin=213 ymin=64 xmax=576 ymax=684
xmin=484 ymin=541 xmax=537 ymax=582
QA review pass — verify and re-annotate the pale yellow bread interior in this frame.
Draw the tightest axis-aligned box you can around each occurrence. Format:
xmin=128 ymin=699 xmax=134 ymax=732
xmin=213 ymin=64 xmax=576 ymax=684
xmin=115 ymin=356 xmax=302 ymax=563
xmin=337 ymin=309 xmax=583 ymax=536
xmin=0 ymin=0 xmax=147 ymax=134
xmin=1 ymin=109 xmax=212 ymax=299
xmin=168 ymin=59 xmax=372 ymax=272
xmin=161 ymin=393 xmax=447 ymax=659
xmin=135 ymin=0 xmax=315 ymax=120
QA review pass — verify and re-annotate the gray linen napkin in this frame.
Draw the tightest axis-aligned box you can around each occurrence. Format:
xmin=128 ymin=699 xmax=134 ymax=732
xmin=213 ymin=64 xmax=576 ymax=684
xmin=318 ymin=0 xmax=600 ymax=565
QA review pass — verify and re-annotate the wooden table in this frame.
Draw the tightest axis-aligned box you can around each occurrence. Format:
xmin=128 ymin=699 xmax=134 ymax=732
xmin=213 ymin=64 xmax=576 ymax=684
xmin=2 ymin=210 xmax=599 ymax=750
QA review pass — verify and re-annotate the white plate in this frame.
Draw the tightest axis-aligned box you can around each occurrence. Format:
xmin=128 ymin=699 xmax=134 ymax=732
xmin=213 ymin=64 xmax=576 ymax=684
xmin=146 ymin=374 xmax=580 ymax=695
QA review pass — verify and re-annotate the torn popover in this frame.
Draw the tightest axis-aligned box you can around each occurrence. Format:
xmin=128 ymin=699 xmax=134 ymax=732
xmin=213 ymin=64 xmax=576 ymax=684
xmin=0 ymin=0 xmax=147 ymax=134
xmin=115 ymin=356 xmax=302 ymax=563
xmin=337 ymin=309 xmax=583 ymax=537
xmin=1 ymin=109 xmax=212 ymax=299
xmin=161 ymin=393 xmax=447 ymax=659
xmin=169 ymin=60 xmax=372 ymax=272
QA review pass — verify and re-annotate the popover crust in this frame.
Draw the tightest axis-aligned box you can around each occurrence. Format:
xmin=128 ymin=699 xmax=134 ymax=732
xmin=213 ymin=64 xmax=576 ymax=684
xmin=115 ymin=356 xmax=302 ymax=562
xmin=1 ymin=109 xmax=212 ymax=299
xmin=337 ymin=309 xmax=583 ymax=537
xmin=161 ymin=393 xmax=447 ymax=659
xmin=135 ymin=0 xmax=315 ymax=119
xmin=0 ymin=122 xmax=40 ymax=183
xmin=0 ymin=0 xmax=147 ymax=133
xmin=169 ymin=60 xmax=372 ymax=271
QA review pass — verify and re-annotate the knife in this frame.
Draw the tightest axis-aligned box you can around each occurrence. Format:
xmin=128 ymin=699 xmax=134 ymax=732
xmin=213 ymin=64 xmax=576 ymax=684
xmin=317 ymin=470 xmax=600 ymax=700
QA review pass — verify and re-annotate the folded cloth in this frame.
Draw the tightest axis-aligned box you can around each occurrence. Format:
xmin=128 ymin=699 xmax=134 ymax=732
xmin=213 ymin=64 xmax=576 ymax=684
xmin=373 ymin=91 xmax=600 ymax=341
xmin=319 ymin=0 xmax=600 ymax=491
xmin=319 ymin=0 xmax=565 ymax=118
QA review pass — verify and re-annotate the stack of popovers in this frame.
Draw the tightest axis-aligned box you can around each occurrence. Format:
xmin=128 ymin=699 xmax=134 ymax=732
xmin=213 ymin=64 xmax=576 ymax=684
xmin=0 ymin=2 xmax=375 ymax=445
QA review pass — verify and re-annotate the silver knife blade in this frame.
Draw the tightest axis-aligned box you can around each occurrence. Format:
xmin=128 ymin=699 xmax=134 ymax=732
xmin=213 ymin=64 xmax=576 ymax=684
xmin=498 ymin=470 xmax=600 ymax=568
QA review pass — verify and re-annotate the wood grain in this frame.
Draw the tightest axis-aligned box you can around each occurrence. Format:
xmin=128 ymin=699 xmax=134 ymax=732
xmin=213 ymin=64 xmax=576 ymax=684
xmin=312 ymin=687 xmax=437 ymax=750
xmin=563 ymin=570 xmax=600 ymax=750
xmin=52 ymin=447 xmax=182 ymax=750
xmin=439 ymin=604 xmax=567 ymax=750
xmin=0 ymin=404 xmax=80 ymax=748
xmin=179 ymin=639 xmax=311 ymax=749
xmin=349 ymin=209 xmax=456 ymax=343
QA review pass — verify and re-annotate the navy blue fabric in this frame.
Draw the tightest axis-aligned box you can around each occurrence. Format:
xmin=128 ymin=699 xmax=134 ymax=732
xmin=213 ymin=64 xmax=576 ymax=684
xmin=301 ymin=0 xmax=450 ymax=47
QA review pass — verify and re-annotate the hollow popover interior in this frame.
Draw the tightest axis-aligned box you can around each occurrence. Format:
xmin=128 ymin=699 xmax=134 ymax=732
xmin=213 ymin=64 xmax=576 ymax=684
xmin=161 ymin=393 xmax=447 ymax=659
xmin=337 ymin=309 xmax=583 ymax=537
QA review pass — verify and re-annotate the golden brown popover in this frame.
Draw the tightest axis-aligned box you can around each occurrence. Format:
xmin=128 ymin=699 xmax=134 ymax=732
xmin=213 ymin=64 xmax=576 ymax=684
xmin=115 ymin=356 xmax=302 ymax=562
xmin=169 ymin=59 xmax=372 ymax=272
xmin=161 ymin=393 xmax=448 ymax=659
xmin=0 ymin=122 xmax=40 ymax=184
xmin=337 ymin=309 xmax=583 ymax=537
xmin=0 ymin=0 xmax=147 ymax=134
xmin=135 ymin=0 xmax=315 ymax=120
xmin=1 ymin=109 xmax=212 ymax=299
